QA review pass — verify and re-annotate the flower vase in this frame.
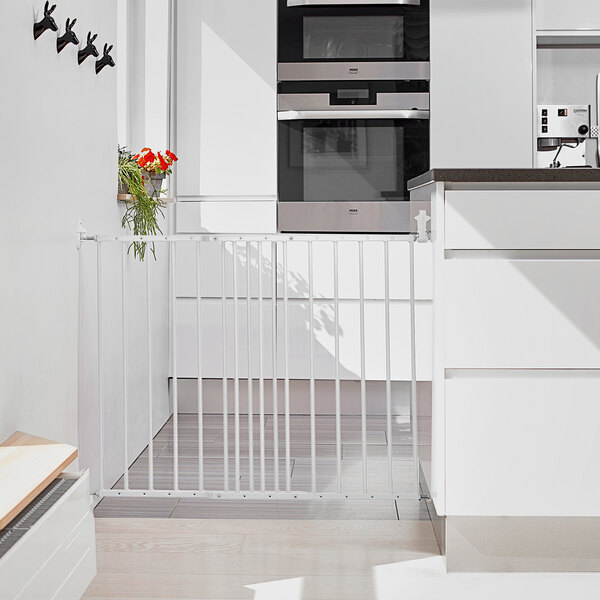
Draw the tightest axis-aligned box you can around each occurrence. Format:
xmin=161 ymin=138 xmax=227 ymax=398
xmin=142 ymin=172 xmax=166 ymax=198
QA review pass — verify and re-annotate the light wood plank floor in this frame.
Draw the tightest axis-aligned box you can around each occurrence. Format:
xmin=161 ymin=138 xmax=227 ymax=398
xmin=96 ymin=413 xmax=431 ymax=520
xmin=84 ymin=518 xmax=440 ymax=599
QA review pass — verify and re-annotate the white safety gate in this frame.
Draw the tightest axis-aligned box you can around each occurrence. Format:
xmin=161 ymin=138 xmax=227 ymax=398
xmin=85 ymin=233 xmax=420 ymax=501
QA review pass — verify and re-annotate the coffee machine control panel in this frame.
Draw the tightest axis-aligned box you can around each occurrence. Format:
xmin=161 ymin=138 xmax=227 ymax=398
xmin=537 ymin=105 xmax=591 ymax=138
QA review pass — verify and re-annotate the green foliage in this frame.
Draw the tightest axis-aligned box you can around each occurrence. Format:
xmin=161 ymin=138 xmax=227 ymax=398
xmin=118 ymin=146 xmax=165 ymax=261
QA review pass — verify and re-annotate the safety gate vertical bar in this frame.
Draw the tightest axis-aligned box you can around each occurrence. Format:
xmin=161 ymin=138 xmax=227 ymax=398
xmin=233 ymin=243 xmax=241 ymax=492
xmin=97 ymin=241 xmax=105 ymax=492
xmin=196 ymin=242 xmax=204 ymax=491
xmin=247 ymin=242 xmax=254 ymax=491
xmin=271 ymin=242 xmax=279 ymax=492
xmin=359 ymin=241 xmax=367 ymax=494
xmin=122 ymin=243 xmax=129 ymax=490
xmin=170 ymin=241 xmax=179 ymax=491
xmin=283 ymin=242 xmax=291 ymax=493
xmin=409 ymin=237 xmax=420 ymax=495
xmin=221 ymin=242 xmax=229 ymax=491
xmin=146 ymin=256 xmax=154 ymax=491
xmin=258 ymin=242 xmax=266 ymax=492
xmin=333 ymin=241 xmax=342 ymax=493
xmin=384 ymin=241 xmax=393 ymax=493
xmin=308 ymin=241 xmax=316 ymax=493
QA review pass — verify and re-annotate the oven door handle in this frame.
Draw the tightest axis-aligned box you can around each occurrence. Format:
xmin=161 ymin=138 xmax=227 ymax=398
xmin=288 ymin=0 xmax=420 ymax=6
xmin=277 ymin=109 xmax=430 ymax=121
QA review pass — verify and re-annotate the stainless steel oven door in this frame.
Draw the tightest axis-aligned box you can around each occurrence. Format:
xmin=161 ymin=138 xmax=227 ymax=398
xmin=278 ymin=0 xmax=429 ymax=81
xmin=277 ymin=108 xmax=429 ymax=233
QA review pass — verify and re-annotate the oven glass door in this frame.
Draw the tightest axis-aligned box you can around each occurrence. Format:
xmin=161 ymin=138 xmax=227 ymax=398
xmin=278 ymin=117 xmax=429 ymax=203
xmin=278 ymin=0 xmax=429 ymax=63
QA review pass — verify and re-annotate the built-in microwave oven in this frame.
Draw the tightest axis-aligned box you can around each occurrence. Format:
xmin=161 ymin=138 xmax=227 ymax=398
xmin=277 ymin=81 xmax=430 ymax=232
xmin=278 ymin=0 xmax=430 ymax=81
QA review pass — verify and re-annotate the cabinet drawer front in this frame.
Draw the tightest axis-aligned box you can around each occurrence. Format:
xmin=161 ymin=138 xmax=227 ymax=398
xmin=445 ymin=190 xmax=600 ymax=249
xmin=445 ymin=259 xmax=600 ymax=368
xmin=537 ymin=1 xmax=600 ymax=30
xmin=446 ymin=374 xmax=600 ymax=516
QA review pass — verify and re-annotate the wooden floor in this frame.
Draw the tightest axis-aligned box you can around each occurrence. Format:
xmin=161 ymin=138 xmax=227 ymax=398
xmin=84 ymin=518 xmax=440 ymax=599
xmin=96 ymin=413 xmax=430 ymax=520
xmin=88 ymin=415 xmax=439 ymax=598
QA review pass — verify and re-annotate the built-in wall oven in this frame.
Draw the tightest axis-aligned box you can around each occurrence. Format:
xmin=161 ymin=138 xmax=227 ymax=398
xmin=277 ymin=0 xmax=429 ymax=232
xmin=278 ymin=81 xmax=429 ymax=232
xmin=278 ymin=0 xmax=429 ymax=82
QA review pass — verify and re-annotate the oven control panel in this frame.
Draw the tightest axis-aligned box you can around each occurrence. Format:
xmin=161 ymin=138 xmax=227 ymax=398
xmin=537 ymin=105 xmax=590 ymax=138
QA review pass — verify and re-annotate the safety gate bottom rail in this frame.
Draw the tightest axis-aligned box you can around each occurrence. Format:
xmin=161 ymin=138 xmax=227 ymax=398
xmin=81 ymin=233 xmax=420 ymax=500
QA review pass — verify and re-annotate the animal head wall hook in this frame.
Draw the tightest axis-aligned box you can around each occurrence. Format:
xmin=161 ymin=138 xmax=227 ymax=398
xmin=78 ymin=32 xmax=99 ymax=65
xmin=95 ymin=44 xmax=115 ymax=75
xmin=56 ymin=18 xmax=78 ymax=53
xmin=33 ymin=2 xmax=57 ymax=40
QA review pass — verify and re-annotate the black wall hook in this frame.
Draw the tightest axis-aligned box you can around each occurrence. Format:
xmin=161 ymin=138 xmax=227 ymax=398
xmin=78 ymin=32 xmax=99 ymax=65
xmin=57 ymin=17 xmax=78 ymax=53
xmin=95 ymin=43 xmax=115 ymax=74
xmin=33 ymin=1 xmax=57 ymax=40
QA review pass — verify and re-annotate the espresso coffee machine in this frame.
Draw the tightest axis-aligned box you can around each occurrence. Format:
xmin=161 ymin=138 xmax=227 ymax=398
xmin=536 ymin=104 xmax=593 ymax=168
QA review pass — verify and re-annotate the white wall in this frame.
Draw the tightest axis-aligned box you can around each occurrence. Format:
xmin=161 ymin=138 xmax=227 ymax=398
xmin=0 ymin=1 xmax=119 ymax=445
xmin=430 ymin=0 xmax=534 ymax=168
xmin=0 ymin=0 xmax=171 ymax=494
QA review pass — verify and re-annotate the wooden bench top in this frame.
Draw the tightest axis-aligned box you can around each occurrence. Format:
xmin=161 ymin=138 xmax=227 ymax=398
xmin=0 ymin=432 xmax=78 ymax=530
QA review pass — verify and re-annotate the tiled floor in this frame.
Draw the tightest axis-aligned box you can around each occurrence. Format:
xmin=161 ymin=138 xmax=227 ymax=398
xmin=95 ymin=413 xmax=431 ymax=520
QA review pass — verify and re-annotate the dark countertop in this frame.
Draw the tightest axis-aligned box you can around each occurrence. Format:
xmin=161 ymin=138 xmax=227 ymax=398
xmin=408 ymin=168 xmax=600 ymax=190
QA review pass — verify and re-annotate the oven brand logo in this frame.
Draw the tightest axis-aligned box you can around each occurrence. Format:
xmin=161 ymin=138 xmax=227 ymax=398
xmin=348 ymin=208 xmax=359 ymax=215
xmin=348 ymin=67 xmax=359 ymax=75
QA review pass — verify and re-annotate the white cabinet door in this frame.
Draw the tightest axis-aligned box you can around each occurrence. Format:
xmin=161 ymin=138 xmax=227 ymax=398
xmin=430 ymin=0 xmax=533 ymax=167
xmin=445 ymin=259 xmax=600 ymax=368
xmin=176 ymin=0 xmax=277 ymax=199
xmin=446 ymin=373 xmax=600 ymax=516
xmin=537 ymin=0 xmax=600 ymax=30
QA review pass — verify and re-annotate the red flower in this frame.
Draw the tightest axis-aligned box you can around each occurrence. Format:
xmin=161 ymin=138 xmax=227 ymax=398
xmin=158 ymin=152 xmax=169 ymax=171
xmin=166 ymin=150 xmax=178 ymax=162
xmin=141 ymin=147 xmax=151 ymax=152
xmin=133 ymin=154 xmax=140 ymax=160
xmin=140 ymin=151 xmax=156 ymax=170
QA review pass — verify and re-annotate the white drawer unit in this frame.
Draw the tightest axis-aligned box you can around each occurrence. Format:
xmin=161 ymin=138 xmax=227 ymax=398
xmin=445 ymin=373 xmax=600 ymax=516
xmin=537 ymin=0 xmax=600 ymax=31
xmin=444 ymin=259 xmax=600 ymax=368
xmin=0 ymin=471 xmax=96 ymax=600
xmin=445 ymin=190 xmax=600 ymax=250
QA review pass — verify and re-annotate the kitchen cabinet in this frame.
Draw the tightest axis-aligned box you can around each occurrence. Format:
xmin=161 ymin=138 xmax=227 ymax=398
xmin=429 ymin=0 xmax=533 ymax=167
xmin=446 ymin=374 xmax=600 ymax=516
xmin=175 ymin=0 xmax=277 ymax=200
xmin=536 ymin=0 xmax=600 ymax=31
xmin=410 ymin=169 xmax=600 ymax=571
